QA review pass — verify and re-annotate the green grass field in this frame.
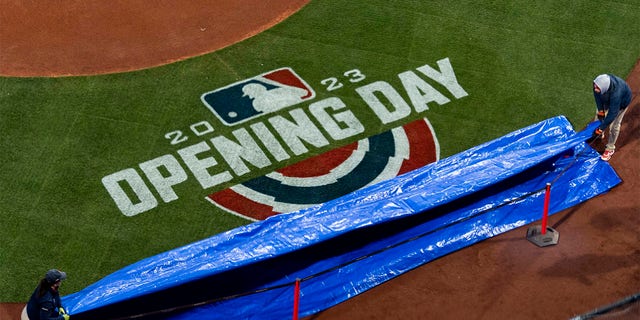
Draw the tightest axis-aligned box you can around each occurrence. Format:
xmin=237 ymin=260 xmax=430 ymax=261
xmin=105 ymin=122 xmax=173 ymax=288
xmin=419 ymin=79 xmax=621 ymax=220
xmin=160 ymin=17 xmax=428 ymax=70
xmin=1 ymin=0 xmax=639 ymax=302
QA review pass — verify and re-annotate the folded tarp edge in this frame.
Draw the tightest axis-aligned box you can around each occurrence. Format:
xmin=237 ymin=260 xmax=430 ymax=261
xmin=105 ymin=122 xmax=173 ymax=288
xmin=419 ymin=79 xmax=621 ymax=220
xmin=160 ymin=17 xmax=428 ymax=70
xmin=62 ymin=116 xmax=595 ymax=314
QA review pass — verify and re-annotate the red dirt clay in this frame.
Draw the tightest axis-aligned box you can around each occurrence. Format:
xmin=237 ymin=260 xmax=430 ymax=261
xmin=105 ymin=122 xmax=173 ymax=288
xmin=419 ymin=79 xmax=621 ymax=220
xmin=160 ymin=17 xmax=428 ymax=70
xmin=0 ymin=0 xmax=309 ymax=77
xmin=1 ymin=1 xmax=638 ymax=320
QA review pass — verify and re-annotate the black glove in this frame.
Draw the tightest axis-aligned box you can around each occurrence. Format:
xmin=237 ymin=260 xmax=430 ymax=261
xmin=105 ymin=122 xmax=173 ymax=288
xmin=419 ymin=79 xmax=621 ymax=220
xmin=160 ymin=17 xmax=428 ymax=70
xmin=596 ymin=110 xmax=605 ymax=121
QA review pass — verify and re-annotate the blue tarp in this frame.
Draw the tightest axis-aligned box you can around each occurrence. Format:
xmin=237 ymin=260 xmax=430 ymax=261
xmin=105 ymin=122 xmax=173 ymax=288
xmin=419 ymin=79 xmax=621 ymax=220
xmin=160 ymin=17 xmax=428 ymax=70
xmin=63 ymin=116 xmax=621 ymax=319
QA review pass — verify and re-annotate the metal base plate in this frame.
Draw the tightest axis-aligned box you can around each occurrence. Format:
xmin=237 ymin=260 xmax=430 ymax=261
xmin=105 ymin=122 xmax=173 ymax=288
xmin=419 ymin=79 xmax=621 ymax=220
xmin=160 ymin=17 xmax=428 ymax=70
xmin=526 ymin=225 xmax=559 ymax=247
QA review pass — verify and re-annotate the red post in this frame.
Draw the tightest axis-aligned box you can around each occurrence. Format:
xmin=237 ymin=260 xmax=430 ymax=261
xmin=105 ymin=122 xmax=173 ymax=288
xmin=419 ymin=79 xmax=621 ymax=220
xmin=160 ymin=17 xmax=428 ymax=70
xmin=541 ymin=183 xmax=551 ymax=235
xmin=292 ymin=278 xmax=300 ymax=320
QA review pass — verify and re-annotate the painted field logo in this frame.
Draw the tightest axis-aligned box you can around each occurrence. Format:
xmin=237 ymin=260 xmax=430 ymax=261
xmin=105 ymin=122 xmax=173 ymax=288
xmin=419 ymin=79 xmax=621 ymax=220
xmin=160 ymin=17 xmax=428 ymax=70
xmin=102 ymin=58 xmax=467 ymax=218
xmin=199 ymin=59 xmax=474 ymax=221
xmin=208 ymin=118 xmax=439 ymax=221
xmin=201 ymin=67 xmax=315 ymax=125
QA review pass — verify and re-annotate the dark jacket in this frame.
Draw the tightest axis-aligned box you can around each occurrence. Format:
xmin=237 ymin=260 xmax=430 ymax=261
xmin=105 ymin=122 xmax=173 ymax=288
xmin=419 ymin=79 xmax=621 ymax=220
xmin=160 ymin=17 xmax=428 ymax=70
xmin=26 ymin=285 xmax=65 ymax=320
xmin=593 ymin=74 xmax=632 ymax=131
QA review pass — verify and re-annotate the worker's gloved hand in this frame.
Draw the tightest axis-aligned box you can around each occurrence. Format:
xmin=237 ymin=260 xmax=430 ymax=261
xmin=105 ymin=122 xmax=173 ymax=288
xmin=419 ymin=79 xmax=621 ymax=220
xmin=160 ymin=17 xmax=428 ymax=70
xmin=597 ymin=110 xmax=605 ymax=121
xmin=62 ymin=314 xmax=70 ymax=320
xmin=587 ymin=128 xmax=604 ymax=143
xmin=59 ymin=307 xmax=66 ymax=315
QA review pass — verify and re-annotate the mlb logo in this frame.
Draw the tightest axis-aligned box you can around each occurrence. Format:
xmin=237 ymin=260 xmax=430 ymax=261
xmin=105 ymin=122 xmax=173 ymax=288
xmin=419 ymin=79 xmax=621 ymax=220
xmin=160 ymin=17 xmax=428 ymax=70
xmin=201 ymin=67 xmax=316 ymax=125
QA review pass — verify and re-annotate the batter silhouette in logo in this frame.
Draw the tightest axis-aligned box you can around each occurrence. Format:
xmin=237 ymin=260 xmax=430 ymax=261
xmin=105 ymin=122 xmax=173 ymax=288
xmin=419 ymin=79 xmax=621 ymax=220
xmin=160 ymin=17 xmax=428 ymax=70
xmin=201 ymin=67 xmax=315 ymax=125
xmin=241 ymin=82 xmax=309 ymax=114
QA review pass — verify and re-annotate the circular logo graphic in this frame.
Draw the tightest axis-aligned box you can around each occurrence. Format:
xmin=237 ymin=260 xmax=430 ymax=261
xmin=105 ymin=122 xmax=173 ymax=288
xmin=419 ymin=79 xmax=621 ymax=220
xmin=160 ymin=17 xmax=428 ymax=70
xmin=207 ymin=118 xmax=439 ymax=220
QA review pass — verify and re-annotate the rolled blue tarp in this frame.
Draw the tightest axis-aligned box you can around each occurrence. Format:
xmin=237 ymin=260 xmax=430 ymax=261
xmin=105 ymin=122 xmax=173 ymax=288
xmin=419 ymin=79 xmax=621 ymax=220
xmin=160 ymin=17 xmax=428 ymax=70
xmin=63 ymin=116 xmax=621 ymax=319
